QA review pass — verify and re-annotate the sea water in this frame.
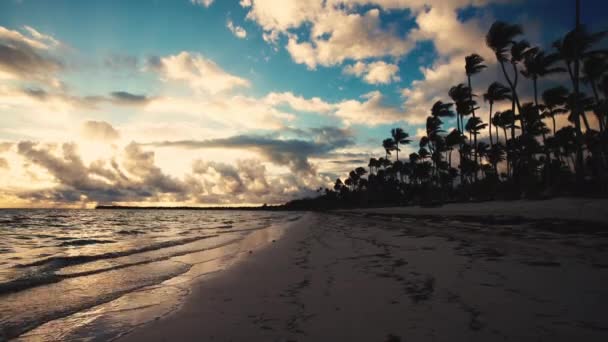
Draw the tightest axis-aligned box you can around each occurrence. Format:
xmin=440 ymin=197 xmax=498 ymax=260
xmin=0 ymin=209 xmax=299 ymax=341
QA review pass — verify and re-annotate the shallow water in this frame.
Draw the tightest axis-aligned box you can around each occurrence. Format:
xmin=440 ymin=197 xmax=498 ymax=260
xmin=0 ymin=209 xmax=298 ymax=340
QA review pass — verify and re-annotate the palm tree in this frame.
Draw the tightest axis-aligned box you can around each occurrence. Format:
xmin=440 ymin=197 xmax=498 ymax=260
xmin=483 ymin=82 xmax=512 ymax=147
xmin=390 ymin=128 xmax=411 ymax=161
xmin=368 ymin=158 xmax=379 ymax=175
xmin=582 ymin=55 xmax=608 ymax=131
xmin=449 ymin=84 xmax=476 ymax=134
xmin=553 ymin=18 xmax=607 ymax=178
xmin=486 ymin=21 xmax=523 ymax=138
xmin=465 ymin=54 xmax=486 ymax=119
xmin=445 ymin=129 xmax=463 ymax=170
xmin=465 ymin=53 xmax=486 ymax=175
xmin=521 ymin=49 xmax=565 ymax=109
xmin=382 ymin=138 xmax=395 ymax=160
xmin=542 ymin=86 xmax=569 ymax=134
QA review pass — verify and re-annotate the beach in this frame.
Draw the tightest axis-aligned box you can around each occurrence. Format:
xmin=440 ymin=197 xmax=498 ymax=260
xmin=119 ymin=198 xmax=608 ymax=342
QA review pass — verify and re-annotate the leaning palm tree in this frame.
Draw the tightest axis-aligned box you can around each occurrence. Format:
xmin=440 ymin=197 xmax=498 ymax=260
xmin=382 ymin=138 xmax=395 ymax=160
xmin=483 ymin=82 xmax=512 ymax=147
xmin=486 ymin=21 xmax=523 ymax=139
xmin=582 ymin=55 xmax=608 ymax=131
xmin=465 ymin=53 xmax=486 ymax=176
xmin=390 ymin=128 xmax=411 ymax=161
xmin=465 ymin=54 xmax=486 ymax=120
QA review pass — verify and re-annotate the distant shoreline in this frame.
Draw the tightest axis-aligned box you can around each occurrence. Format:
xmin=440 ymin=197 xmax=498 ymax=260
xmin=95 ymin=205 xmax=285 ymax=211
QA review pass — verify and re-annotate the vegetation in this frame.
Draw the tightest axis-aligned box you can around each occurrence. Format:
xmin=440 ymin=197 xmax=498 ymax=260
xmin=285 ymin=11 xmax=608 ymax=210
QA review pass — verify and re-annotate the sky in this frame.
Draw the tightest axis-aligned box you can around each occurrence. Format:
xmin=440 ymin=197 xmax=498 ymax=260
xmin=0 ymin=0 xmax=606 ymax=208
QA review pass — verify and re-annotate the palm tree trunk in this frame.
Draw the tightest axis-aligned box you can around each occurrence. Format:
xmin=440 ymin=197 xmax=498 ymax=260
xmin=552 ymin=115 xmax=557 ymax=135
xmin=488 ymin=102 xmax=494 ymax=147
xmin=512 ymin=63 xmax=525 ymax=135
xmin=396 ymin=142 xmax=399 ymax=161
xmin=591 ymin=83 xmax=605 ymax=132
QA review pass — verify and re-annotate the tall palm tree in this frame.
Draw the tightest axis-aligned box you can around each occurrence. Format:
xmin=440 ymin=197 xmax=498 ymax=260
xmin=465 ymin=54 xmax=486 ymax=120
xmin=465 ymin=53 xmax=486 ymax=176
xmin=486 ymin=21 xmax=523 ymax=139
xmin=449 ymin=84 xmax=476 ymax=134
xmin=390 ymin=128 xmax=411 ymax=161
xmin=582 ymin=55 xmax=608 ymax=131
xmin=521 ymin=49 xmax=565 ymax=109
xmin=483 ymin=82 xmax=512 ymax=147
xmin=553 ymin=15 xmax=607 ymax=178
xmin=382 ymin=138 xmax=395 ymax=160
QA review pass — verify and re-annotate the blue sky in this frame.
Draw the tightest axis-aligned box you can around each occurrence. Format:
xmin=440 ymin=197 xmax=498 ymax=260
xmin=0 ymin=0 xmax=606 ymax=207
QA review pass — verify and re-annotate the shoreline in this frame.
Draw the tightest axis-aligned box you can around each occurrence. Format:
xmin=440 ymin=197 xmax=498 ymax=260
xmin=119 ymin=201 xmax=608 ymax=341
xmin=6 ymin=213 xmax=302 ymax=341
xmin=342 ymin=197 xmax=608 ymax=224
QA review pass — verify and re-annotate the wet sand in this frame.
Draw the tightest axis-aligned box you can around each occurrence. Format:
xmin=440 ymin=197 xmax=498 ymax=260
xmin=119 ymin=201 xmax=608 ymax=342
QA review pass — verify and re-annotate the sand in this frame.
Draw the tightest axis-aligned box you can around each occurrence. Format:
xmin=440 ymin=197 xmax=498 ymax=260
xmin=119 ymin=198 xmax=608 ymax=342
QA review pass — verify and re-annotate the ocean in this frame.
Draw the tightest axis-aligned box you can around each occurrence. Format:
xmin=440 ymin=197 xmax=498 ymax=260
xmin=0 ymin=209 xmax=299 ymax=341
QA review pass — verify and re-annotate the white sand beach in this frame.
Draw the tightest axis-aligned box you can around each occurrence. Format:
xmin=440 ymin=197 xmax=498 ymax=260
xmin=119 ymin=199 xmax=608 ymax=342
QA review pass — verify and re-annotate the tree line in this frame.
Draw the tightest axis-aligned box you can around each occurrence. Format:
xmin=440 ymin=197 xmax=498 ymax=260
xmin=285 ymin=9 xmax=608 ymax=210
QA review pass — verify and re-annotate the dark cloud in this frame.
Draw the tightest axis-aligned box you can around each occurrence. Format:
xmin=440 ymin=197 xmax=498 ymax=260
xmin=17 ymin=87 xmax=151 ymax=108
xmin=148 ymin=128 xmax=355 ymax=174
xmin=110 ymin=91 xmax=151 ymax=105
xmin=81 ymin=120 xmax=120 ymax=142
xmin=327 ymin=159 xmax=366 ymax=164
xmin=0 ymin=28 xmax=63 ymax=84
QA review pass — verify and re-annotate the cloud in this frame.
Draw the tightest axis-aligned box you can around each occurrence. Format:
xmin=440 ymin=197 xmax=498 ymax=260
xmin=227 ymin=19 xmax=247 ymax=39
xmin=148 ymin=51 xmax=250 ymax=94
xmin=9 ymin=140 xmax=325 ymax=206
xmin=81 ymin=121 xmax=121 ymax=142
xmin=0 ymin=158 xmax=8 ymax=169
xmin=110 ymin=91 xmax=152 ymax=105
xmin=343 ymin=60 xmax=400 ymax=84
xmin=285 ymin=8 xmax=413 ymax=69
xmin=0 ymin=25 xmax=63 ymax=86
xmin=148 ymin=128 xmax=354 ymax=174
xmin=15 ymin=141 xmax=189 ymax=204
xmin=190 ymin=0 xmax=214 ymax=7
xmin=263 ymin=91 xmax=334 ymax=113
xmin=335 ymin=91 xmax=406 ymax=125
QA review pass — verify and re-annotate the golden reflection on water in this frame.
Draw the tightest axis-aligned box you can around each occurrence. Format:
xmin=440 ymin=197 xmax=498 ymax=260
xmin=16 ymin=220 xmax=291 ymax=341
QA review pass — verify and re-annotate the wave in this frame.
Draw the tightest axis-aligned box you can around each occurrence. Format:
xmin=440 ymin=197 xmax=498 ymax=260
xmin=0 ymin=234 xmax=222 ymax=296
xmin=58 ymin=239 xmax=115 ymax=247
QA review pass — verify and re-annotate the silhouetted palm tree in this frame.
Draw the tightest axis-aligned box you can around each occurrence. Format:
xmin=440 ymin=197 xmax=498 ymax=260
xmin=382 ymin=138 xmax=395 ymax=159
xmin=486 ymin=21 xmax=523 ymax=139
xmin=542 ymin=86 xmax=569 ymax=134
xmin=390 ymin=128 xmax=411 ymax=161
xmin=582 ymin=55 xmax=608 ymax=131
xmin=484 ymin=82 xmax=512 ymax=147
xmin=465 ymin=54 xmax=486 ymax=121
xmin=521 ymin=49 xmax=565 ymax=109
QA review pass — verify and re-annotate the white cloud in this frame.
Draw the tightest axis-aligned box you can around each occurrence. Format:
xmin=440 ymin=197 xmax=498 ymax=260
xmin=190 ymin=0 xmax=214 ymax=7
xmin=285 ymin=8 xmax=413 ymax=69
xmin=335 ymin=91 xmax=405 ymax=126
xmin=81 ymin=120 xmax=120 ymax=142
xmin=227 ymin=19 xmax=247 ymax=39
xmin=263 ymin=91 xmax=334 ymax=113
xmin=151 ymin=51 xmax=251 ymax=94
xmin=343 ymin=60 xmax=400 ymax=84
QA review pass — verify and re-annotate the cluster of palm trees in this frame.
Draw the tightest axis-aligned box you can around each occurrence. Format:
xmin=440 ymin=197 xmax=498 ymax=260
xmin=308 ymin=11 xmax=607 ymax=208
